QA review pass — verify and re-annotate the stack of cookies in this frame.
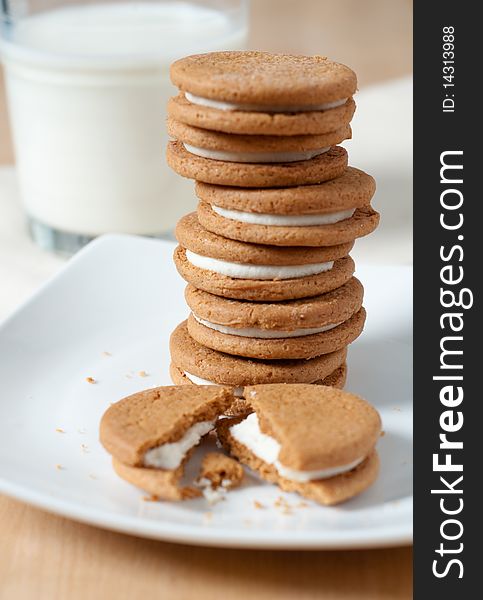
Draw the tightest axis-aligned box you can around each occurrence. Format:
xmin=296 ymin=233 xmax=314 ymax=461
xmin=166 ymin=51 xmax=379 ymax=393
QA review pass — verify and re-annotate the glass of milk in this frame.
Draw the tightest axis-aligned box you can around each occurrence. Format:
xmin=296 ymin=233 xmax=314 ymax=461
xmin=0 ymin=0 xmax=248 ymax=254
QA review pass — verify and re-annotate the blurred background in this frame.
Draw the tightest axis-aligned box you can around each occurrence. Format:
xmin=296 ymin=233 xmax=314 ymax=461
xmin=0 ymin=0 xmax=412 ymax=316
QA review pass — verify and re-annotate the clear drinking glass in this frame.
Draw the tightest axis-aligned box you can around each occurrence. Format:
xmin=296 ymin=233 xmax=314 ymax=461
xmin=0 ymin=0 xmax=249 ymax=254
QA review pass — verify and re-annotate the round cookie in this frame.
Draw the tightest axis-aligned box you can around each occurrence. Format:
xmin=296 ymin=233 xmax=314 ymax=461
xmin=184 ymin=277 xmax=364 ymax=330
xmin=184 ymin=278 xmax=365 ymax=360
xmin=187 ymin=307 xmax=366 ymax=360
xmin=176 ymin=212 xmax=353 ymax=265
xmin=167 ymin=141 xmax=348 ymax=188
xmin=169 ymin=362 xmax=347 ymax=417
xmin=168 ymin=94 xmax=356 ymax=136
xmin=100 ymin=385 xmax=233 ymax=467
xmin=174 ymin=213 xmax=354 ymax=301
xmin=170 ymin=362 xmax=348 ymax=390
xmin=175 ymin=246 xmax=354 ymax=301
xmin=187 ymin=309 xmax=366 ymax=360
xmin=195 ymin=168 xmax=376 ymax=215
xmin=168 ymin=117 xmax=351 ymax=156
xmin=216 ymin=383 xmax=382 ymax=505
xmin=198 ymin=202 xmax=380 ymax=247
xmin=170 ymin=51 xmax=357 ymax=106
xmin=170 ymin=320 xmax=347 ymax=386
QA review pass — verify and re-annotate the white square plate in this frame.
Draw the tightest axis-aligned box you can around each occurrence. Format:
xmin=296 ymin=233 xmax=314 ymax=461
xmin=0 ymin=235 xmax=412 ymax=549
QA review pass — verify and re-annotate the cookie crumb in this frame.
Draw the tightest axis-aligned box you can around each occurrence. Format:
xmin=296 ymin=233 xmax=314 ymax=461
xmin=198 ymin=453 xmax=244 ymax=490
xmin=253 ymin=500 xmax=265 ymax=509
xmin=55 ymin=464 xmax=64 ymax=470
xmin=85 ymin=377 xmax=97 ymax=384
xmin=139 ymin=370 xmax=149 ymax=377
xmin=195 ymin=453 xmax=244 ymax=505
xmin=55 ymin=428 xmax=65 ymax=434
xmin=380 ymin=430 xmax=386 ymax=437
xmin=297 ymin=501 xmax=309 ymax=508
xmin=274 ymin=496 xmax=293 ymax=513
xmin=141 ymin=494 xmax=159 ymax=502
xmin=102 ymin=351 xmax=112 ymax=357
xmin=203 ymin=511 xmax=213 ymax=522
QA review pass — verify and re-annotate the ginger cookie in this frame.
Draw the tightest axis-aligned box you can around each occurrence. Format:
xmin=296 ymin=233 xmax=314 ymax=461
xmin=184 ymin=279 xmax=365 ymax=359
xmin=100 ymin=386 xmax=234 ymax=499
xmin=187 ymin=308 xmax=365 ymax=360
xmin=195 ymin=168 xmax=375 ymax=215
xmin=170 ymin=362 xmax=348 ymax=403
xmin=174 ymin=213 xmax=354 ymax=301
xmin=167 ymin=141 xmax=348 ymax=188
xmin=170 ymin=320 xmax=347 ymax=387
xmin=170 ymin=51 xmax=357 ymax=106
xmin=194 ymin=167 xmax=378 ymax=246
xmin=169 ymin=51 xmax=357 ymax=135
xmin=198 ymin=202 xmax=379 ymax=247
xmin=168 ymin=93 xmax=356 ymax=136
xmin=167 ymin=117 xmax=351 ymax=164
xmin=185 ymin=278 xmax=363 ymax=330
xmin=216 ymin=384 xmax=381 ymax=505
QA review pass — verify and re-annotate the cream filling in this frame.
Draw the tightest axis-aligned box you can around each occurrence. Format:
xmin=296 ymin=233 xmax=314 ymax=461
xmin=212 ymin=205 xmax=356 ymax=226
xmin=184 ymin=143 xmax=330 ymax=163
xmin=185 ymin=92 xmax=348 ymax=113
xmin=185 ymin=250 xmax=334 ymax=280
xmin=230 ymin=413 xmax=364 ymax=482
xmin=193 ymin=314 xmax=340 ymax=339
xmin=143 ymin=421 xmax=214 ymax=470
xmin=184 ymin=371 xmax=244 ymax=398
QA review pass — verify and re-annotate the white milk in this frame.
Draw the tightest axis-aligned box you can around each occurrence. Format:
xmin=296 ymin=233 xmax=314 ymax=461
xmin=1 ymin=2 xmax=247 ymax=240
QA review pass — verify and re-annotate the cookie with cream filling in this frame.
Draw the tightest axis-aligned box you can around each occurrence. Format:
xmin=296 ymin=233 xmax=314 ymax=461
xmin=174 ymin=213 xmax=354 ymax=301
xmin=167 ymin=141 xmax=348 ymax=188
xmin=100 ymin=386 xmax=234 ymax=499
xmin=184 ymin=279 xmax=364 ymax=360
xmin=168 ymin=117 xmax=351 ymax=164
xmin=216 ymin=384 xmax=381 ymax=505
xmin=168 ymin=93 xmax=356 ymax=136
xmin=170 ymin=320 xmax=347 ymax=387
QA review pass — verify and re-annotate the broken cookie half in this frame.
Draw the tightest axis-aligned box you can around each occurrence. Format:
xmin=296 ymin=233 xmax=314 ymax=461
xmin=217 ymin=384 xmax=382 ymax=505
xmin=100 ymin=385 xmax=235 ymax=500
xmin=100 ymin=383 xmax=381 ymax=505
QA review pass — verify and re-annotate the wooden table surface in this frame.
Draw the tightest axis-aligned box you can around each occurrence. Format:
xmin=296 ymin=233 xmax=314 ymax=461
xmin=0 ymin=1 xmax=412 ymax=597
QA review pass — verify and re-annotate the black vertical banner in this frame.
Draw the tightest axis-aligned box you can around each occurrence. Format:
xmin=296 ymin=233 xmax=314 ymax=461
xmin=414 ymin=2 xmax=479 ymax=597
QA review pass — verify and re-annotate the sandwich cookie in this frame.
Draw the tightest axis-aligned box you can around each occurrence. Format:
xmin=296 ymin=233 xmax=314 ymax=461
xmin=196 ymin=168 xmax=375 ymax=215
xmin=167 ymin=142 xmax=348 ymax=188
xmin=169 ymin=51 xmax=357 ymax=135
xmin=174 ymin=213 xmax=355 ymax=301
xmin=167 ymin=118 xmax=351 ymax=164
xmin=196 ymin=168 xmax=379 ymax=247
xmin=168 ymin=93 xmax=356 ymax=136
xmin=170 ymin=320 xmax=347 ymax=389
xmin=185 ymin=279 xmax=366 ymax=359
xmin=217 ymin=384 xmax=381 ymax=505
xmin=100 ymin=386 xmax=234 ymax=499
xmin=169 ymin=362 xmax=348 ymax=410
